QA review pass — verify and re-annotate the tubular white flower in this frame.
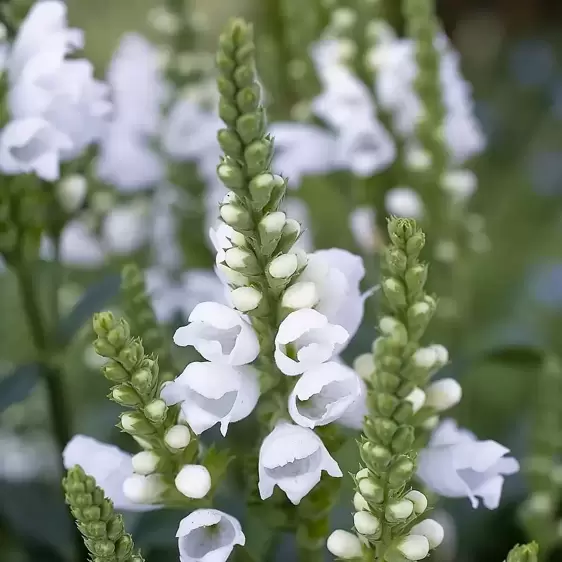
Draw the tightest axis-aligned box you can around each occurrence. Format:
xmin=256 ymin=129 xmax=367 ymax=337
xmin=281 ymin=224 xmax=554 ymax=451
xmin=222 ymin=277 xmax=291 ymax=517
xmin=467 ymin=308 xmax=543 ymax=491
xmin=164 ymin=425 xmax=191 ymax=450
xmin=160 ymin=362 xmax=260 ymax=436
xmin=410 ymin=519 xmax=445 ymax=549
xmin=297 ymin=249 xmax=367 ymax=339
xmin=288 ymin=362 xmax=361 ymax=427
xmin=175 ymin=465 xmax=212 ymax=499
xmin=425 ymin=378 xmax=462 ymax=411
xmin=231 ymin=287 xmax=262 ymax=312
xmin=417 ymin=419 xmax=520 ymax=509
xmin=62 ymin=435 xmax=159 ymax=511
xmin=173 ymin=302 xmax=259 ymax=366
xmin=177 ymin=509 xmax=245 ymax=562
xmin=274 ymin=309 xmax=349 ymax=376
xmin=385 ymin=187 xmax=424 ymax=219
xmin=123 ymin=474 xmax=166 ymax=504
xmin=131 ymin=451 xmax=160 ymax=475
xmin=326 ymin=530 xmax=363 ymax=560
xmin=258 ymin=422 xmax=342 ymax=505
xmin=397 ymin=535 xmax=430 ymax=561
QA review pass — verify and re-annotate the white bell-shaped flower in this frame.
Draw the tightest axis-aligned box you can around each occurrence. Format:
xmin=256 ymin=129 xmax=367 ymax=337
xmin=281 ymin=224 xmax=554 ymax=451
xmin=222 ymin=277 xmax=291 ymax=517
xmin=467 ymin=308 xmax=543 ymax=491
xmin=0 ymin=117 xmax=71 ymax=180
xmin=160 ymin=362 xmax=260 ymax=436
xmin=417 ymin=419 xmax=520 ymax=509
xmin=288 ymin=362 xmax=361 ymax=428
xmin=173 ymin=302 xmax=259 ymax=366
xmin=298 ymin=249 xmax=367 ymax=338
xmin=62 ymin=435 xmax=160 ymax=512
xmin=258 ymin=422 xmax=342 ymax=504
xmin=177 ymin=509 xmax=245 ymax=562
xmin=274 ymin=309 xmax=349 ymax=376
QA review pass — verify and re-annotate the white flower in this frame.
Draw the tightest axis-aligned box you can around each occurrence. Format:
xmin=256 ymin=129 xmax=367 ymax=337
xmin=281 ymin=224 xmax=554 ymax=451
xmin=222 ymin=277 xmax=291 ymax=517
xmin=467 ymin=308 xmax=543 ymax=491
xmin=258 ymin=422 xmax=342 ymax=504
xmin=177 ymin=509 xmax=245 ymax=562
xmin=298 ymin=249 xmax=367 ymax=338
xmin=160 ymin=362 xmax=260 ymax=436
xmin=425 ymin=378 xmax=462 ymax=411
xmin=0 ymin=117 xmax=71 ymax=180
xmin=417 ymin=419 xmax=520 ymax=509
xmin=274 ymin=309 xmax=349 ymax=376
xmin=349 ymin=206 xmax=378 ymax=254
xmin=336 ymin=374 xmax=368 ymax=430
xmin=62 ymin=435 xmax=159 ymax=511
xmin=288 ymin=362 xmax=361 ymax=427
xmin=173 ymin=302 xmax=259 ymax=366
xmin=8 ymin=0 xmax=83 ymax=82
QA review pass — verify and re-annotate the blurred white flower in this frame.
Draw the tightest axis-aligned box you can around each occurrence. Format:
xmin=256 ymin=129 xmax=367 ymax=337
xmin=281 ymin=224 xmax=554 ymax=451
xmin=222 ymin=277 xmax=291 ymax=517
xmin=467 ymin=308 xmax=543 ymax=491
xmin=349 ymin=206 xmax=378 ymax=254
xmin=177 ymin=509 xmax=245 ymax=562
xmin=417 ymin=419 xmax=520 ymax=509
xmin=274 ymin=309 xmax=349 ymax=376
xmin=288 ymin=362 xmax=362 ymax=427
xmin=173 ymin=302 xmax=259 ymax=365
xmin=385 ymin=187 xmax=424 ymax=218
xmin=258 ymin=422 xmax=342 ymax=504
xmin=161 ymin=362 xmax=260 ymax=436
xmin=298 ymin=249 xmax=367 ymax=338
xmin=62 ymin=435 xmax=160 ymax=511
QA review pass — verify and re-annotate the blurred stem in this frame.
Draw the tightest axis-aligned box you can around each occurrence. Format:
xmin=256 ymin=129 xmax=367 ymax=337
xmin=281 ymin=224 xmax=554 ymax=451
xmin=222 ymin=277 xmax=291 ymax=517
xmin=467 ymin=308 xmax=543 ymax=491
xmin=14 ymin=261 xmax=86 ymax=562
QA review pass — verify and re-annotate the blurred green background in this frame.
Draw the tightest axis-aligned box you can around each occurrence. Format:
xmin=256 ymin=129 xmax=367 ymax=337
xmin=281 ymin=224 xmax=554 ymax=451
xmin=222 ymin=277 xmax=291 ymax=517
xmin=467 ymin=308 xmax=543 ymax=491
xmin=2 ymin=0 xmax=562 ymax=561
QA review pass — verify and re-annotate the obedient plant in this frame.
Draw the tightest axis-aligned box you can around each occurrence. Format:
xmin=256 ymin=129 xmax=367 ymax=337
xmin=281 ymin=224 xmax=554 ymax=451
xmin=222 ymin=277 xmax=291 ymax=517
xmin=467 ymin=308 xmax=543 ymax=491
xmin=0 ymin=1 xmax=557 ymax=562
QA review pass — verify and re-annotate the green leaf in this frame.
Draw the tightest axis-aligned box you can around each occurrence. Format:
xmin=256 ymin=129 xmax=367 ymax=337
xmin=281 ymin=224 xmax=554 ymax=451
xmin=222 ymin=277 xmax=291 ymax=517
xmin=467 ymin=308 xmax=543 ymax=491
xmin=242 ymin=507 xmax=277 ymax=562
xmin=484 ymin=345 xmax=545 ymax=370
xmin=56 ymin=274 xmax=121 ymax=346
xmin=0 ymin=363 xmax=40 ymax=413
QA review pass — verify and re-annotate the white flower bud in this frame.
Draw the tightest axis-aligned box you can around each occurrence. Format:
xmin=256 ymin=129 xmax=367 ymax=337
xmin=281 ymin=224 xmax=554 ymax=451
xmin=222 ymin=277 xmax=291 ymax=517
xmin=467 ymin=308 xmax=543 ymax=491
xmin=220 ymin=204 xmax=249 ymax=227
xmin=386 ymin=187 xmax=424 ymax=219
xmin=230 ymin=230 xmax=247 ymax=247
xmin=164 ymin=425 xmax=191 ymax=449
xmin=289 ymin=247 xmax=307 ymax=268
xmin=379 ymin=316 xmax=399 ymax=334
xmin=422 ymin=415 xmax=440 ymax=430
xmin=269 ymin=254 xmax=298 ymax=278
xmin=397 ymin=535 xmax=430 ymax=560
xmin=410 ymin=519 xmax=445 ymax=549
xmin=354 ymin=511 xmax=380 ymax=536
xmin=225 ymin=247 xmax=254 ymax=270
xmin=386 ymin=499 xmax=414 ymax=521
xmin=260 ymin=211 xmax=286 ymax=233
xmin=425 ymin=378 xmax=462 ymax=411
xmin=405 ymin=490 xmax=428 ymax=514
xmin=431 ymin=344 xmax=449 ymax=365
xmin=353 ymin=353 xmax=375 ymax=380
xmin=442 ymin=169 xmax=477 ymax=200
xmin=353 ymin=492 xmax=370 ymax=511
xmin=175 ymin=465 xmax=212 ymax=499
xmin=281 ymin=282 xmax=318 ymax=309
xmin=326 ymin=530 xmax=363 ymax=559
xmin=405 ymin=387 xmax=426 ymax=414
xmin=217 ymin=264 xmax=248 ymax=287
xmin=123 ymin=474 xmax=165 ymax=504
xmin=56 ymin=174 xmax=87 ymax=213
xmin=231 ymin=287 xmax=262 ymax=312
xmin=413 ymin=347 xmax=437 ymax=369
xmin=356 ymin=468 xmax=370 ymax=480
xmin=132 ymin=451 xmax=160 ymax=475
xmin=406 ymin=148 xmax=432 ymax=171
xmin=121 ymin=413 xmax=139 ymax=433
xmin=222 ymin=192 xmax=239 ymax=205
xmin=282 ymin=218 xmax=300 ymax=236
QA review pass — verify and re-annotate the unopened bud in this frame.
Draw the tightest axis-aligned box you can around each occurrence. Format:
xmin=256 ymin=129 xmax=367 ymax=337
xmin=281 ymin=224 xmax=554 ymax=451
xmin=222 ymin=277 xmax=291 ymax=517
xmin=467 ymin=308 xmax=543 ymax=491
xmin=225 ymin=247 xmax=260 ymax=274
xmin=175 ymin=465 xmax=211 ymax=499
xmin=220 ymin=204 xmax=252 ymax=229
xmin=144 ymin=399 xmax=168 ymax=424
xmin=386 ymin=499 xmax=414 ymax=522
xmin=111 ymin=385 xmax=142 ymax=407
xmin=353 ymin=492 xmax=370 ymax=511
xmin=231 ymin=286 xmax=262 ymax=312
xmin=122 ymin=474 xmax=165 ymax=504
xmin=326 ymin=530 xmax=363 ymax=559
xmin=354 ymin=511 xmax=380 ymax=537
xmin=281 ymin=282 xmax=318 ymax=309
xmin=269 ymin=254 xmax=298 ymax=278
xmin=57 ymin=174 xmax=88 ymax=213
xmin=164 ymin=425 xmax=191 ymax=449
xmin=358 ymin=478 xmax=384 ymax=503
xmin=405 ymin=490 xmax=428 ymax=514
xmin=353 ymin=353 xmax=375 ymax=380
xmin=410 ymin=519 xmax=445 ymax=549
xmin=425 ymin=378 xmax=462 ymax=411
xmin=397 ymin=535 xmax=430 ymax=561
xmin=132 ymin=451 xmax=160 ymax=475
xmin=405 ymin=387 xmax=426 ymax=414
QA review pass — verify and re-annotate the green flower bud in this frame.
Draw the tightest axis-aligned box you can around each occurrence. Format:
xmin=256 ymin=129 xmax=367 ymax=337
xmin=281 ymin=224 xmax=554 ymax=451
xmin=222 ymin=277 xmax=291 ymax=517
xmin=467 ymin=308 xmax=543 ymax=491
xmin=236 ymin=110 xmax=266 ymax=145
xmin=83 ymin=521 xmax=106 ymax=538
xmin=405 ymin=264 xmax=428 ymax=296
xmin=217 ymin=129 xmax=243 ymax=158
xmin=106 ymin=320 xmax=131 ymax=349
xmin=382 ymin=277 xmax=407 ymax=309
xmin=276 ymin=218 xmax=301 ymax=253
xmin=224 ymin=247 xmax=261 ymax=274
xmin=358 ymin=478 xmax=384 ymax=504
xmin=93 ymin=312 xmax=116 ymax=337
xmin=88 ymin=539 xmax=115 ymax=557
xmin=94 ymin=339 xmax=118 ymax=358
xmin=391 ymin=426 xmax=415 ymax=453
xmin=144 ymin=399 xmax=168 ymax=424
xmin=361 ymin=441 xmax=392 ymax=470
xmin=236 ymin=85 xmax=260 ymax=115
xmin=115 ymin=535 xmax=134 ymax=560
xmin=244 ymin=138 xmax=273 ymax=177
xmin=385 ymin=247 xmax=408 ymax=275
xmin=102 ymin=361 xmax=130 ymax=383
xmin=366 ymin=417 xmax=397 ymax=444
xmin=130 ymin=368 xmax=155 ymax=395
xmin=388 ymin=457 xmax=415 ymax=488
xmin=106 ymin=515 xmax=125 ymax=541
xmin=218 ymin=99 xmax=239 ymax=125
xmin=111 ymin=385 xmax=142 ymax=407
xmin=248 ymin=172 xmax=285 ymax=211
xmin=118 ymin=341 xmax=144 ymax=371
xmin=258 ymin=211 xmax=286 ymax=255
xmin=217 ymin=161 xmax=245 ymax=190
xmin=506 ymin=543 xmax=539 ymax=562
xmin=406 ymin=231 xmax=426 ymax=256
xmin=220 ymin=203 xmax=253 ymax=230
xmin=120 ymin=412 xmax=155 ymax=436
xmin=375 ymin=393 xmax=399 ymax=417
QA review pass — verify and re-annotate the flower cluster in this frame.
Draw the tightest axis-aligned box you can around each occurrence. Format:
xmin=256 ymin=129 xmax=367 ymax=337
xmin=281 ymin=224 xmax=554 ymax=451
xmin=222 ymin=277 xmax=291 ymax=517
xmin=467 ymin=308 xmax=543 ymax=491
xmin=0 ymin=1 xmax=110 ymax=180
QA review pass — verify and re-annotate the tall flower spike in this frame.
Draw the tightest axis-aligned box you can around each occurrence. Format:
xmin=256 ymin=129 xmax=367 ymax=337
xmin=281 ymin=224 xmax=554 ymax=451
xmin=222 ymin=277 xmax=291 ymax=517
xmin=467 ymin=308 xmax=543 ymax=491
xmin=342 ymin=218 xmax=450 ymax=561
xmin=63 ymin=466 xmax=145 ymax=562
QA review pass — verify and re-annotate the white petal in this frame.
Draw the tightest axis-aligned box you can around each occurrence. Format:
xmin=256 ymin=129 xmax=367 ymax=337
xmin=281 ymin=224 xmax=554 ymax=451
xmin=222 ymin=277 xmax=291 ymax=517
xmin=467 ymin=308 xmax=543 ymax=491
xmin=276 ymin=308 xmax=330 ymax=345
